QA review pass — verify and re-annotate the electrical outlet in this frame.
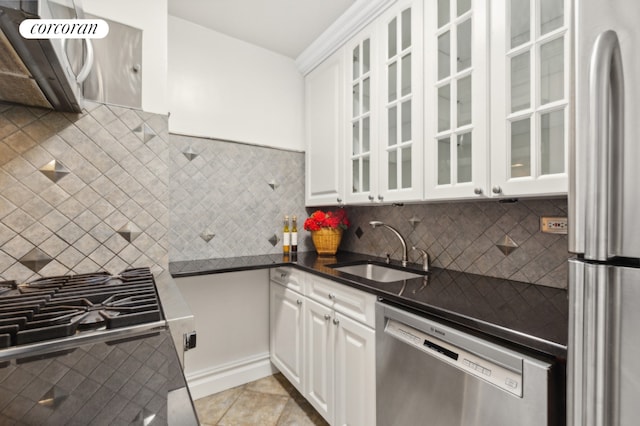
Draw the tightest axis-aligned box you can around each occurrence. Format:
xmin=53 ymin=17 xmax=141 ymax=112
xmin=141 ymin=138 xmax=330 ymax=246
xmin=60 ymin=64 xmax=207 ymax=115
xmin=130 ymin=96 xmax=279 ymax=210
xmin=540 ymin=217 xmax=568 ymax=234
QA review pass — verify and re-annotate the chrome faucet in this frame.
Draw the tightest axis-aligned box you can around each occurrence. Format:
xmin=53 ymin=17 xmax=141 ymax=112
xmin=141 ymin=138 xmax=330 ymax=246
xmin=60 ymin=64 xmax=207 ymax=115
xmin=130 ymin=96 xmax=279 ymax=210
xmin=369 ymin=221 xmax=408 ymax=267
xmin=412 ymin=246 xmax=430 ymax=272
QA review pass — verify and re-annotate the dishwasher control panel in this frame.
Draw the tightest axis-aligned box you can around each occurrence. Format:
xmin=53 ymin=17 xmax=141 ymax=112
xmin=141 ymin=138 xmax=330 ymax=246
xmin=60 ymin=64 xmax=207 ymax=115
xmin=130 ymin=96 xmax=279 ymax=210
xmin=385 ymin=319 xmax=524 ymax=397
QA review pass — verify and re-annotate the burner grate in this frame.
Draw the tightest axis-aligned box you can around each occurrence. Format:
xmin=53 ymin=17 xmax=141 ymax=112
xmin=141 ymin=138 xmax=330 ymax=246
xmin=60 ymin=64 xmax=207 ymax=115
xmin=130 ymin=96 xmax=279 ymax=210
xmin=0 ymin=267 xmax=162 ymax=348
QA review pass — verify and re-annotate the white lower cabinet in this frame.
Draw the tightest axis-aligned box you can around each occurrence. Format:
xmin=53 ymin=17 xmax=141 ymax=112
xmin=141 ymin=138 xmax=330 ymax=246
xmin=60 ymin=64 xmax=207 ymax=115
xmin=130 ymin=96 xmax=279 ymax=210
xmin=333 ymin=311 xmax=376 ymax=426
xmin=305 ymin=298 xmax=335 ymax=422
xmin=269 ymin=282 xmax=304 ymax=394
xmin=269 ymin=271 xmax=376 ymax=426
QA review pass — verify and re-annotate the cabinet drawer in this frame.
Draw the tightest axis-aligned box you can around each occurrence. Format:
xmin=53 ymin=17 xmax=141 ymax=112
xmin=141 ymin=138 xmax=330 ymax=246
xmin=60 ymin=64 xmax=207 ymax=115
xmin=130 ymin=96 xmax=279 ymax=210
xmin=306 ymin=274 xmax=376 ymax=328
xmin=270 ymin=267 xmax=304 ymax=293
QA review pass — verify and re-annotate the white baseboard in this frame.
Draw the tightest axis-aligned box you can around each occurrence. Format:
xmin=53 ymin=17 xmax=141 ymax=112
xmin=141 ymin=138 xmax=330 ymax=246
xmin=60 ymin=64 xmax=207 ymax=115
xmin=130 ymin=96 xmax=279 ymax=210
xmin=185 ymin=352 xmax=279 ymax=400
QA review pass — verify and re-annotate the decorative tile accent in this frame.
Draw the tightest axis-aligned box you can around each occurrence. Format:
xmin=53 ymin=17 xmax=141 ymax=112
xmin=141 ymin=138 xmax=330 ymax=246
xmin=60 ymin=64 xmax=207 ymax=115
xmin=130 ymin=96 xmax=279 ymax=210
xmin=132 ymin=409 xmax=156 ymax=425
xmin=117 ymin=222 xmax=142 ymax=243
xmin=133 ymin=123 xmax=156 ymax=143
xmin=200 ymin=230 xmax=215 ymax=243
xmin=355 ymin=226 xmax=364 ymax=239
xmin=19 ymin=247 xmax=53 ymax=272
xmin=268 ymin=234 xmax=280 ymax=247
xmin=496 ymin=235 xmax=519 ymax=256
xmin=38 ymin=387 xmax=68 ymax=408
xmin=268 ymin=180 xmax=279 ymax=190
xmin=409 ymin=216 xmax=421 ymax=227
xmin=39 ymin=159 xmax=70 ymax=183
xmin=182 ymin=146 xmax=198 ymax=161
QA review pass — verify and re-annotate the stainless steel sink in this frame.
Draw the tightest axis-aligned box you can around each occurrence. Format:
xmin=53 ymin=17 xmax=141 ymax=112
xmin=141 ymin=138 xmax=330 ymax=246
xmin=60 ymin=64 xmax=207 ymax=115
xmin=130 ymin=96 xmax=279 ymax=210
xmin=332 ymin=263 xmax=426 ymax=282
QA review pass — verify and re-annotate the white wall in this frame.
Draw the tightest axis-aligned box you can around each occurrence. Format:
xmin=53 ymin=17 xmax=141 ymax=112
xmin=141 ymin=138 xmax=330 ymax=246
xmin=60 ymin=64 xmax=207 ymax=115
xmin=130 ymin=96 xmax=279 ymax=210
xmin=168 ymin=16 xmax=305 ymax=151
xmin=175 ymin=270 xmax=275 ymax=399
xmin=83 ymin=0 xmax=168 ymax=114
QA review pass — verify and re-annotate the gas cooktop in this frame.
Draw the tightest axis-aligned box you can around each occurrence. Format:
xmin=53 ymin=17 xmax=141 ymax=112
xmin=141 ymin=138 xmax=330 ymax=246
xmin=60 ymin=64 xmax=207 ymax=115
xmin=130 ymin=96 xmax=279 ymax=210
xmin=0 ymin=267 xmax=163 ymax=350
xmin=0 ymin=268 xmax=198 ymax=425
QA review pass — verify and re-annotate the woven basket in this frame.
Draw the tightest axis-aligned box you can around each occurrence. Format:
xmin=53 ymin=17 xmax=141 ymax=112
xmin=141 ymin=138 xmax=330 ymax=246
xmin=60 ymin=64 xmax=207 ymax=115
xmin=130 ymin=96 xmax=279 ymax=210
xmin=311 ymin=228 xmax=343 ymax=255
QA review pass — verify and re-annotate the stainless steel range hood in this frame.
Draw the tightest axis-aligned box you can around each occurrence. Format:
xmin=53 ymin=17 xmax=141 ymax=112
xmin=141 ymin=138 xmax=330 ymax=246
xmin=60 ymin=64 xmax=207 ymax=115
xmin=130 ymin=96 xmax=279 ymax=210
xmin=0 ymin=0 xmax=142 ymax=112
xmin=0 ymin=0 xmax=88 ymax=112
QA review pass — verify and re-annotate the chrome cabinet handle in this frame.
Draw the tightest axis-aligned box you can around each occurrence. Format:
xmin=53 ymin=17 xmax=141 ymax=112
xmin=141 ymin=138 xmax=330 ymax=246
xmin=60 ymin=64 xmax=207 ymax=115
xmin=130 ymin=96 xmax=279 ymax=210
xmin=368 ymin=195 xmax=374 ymax=201
xmin=296 ymin=299 xmax=302 ymax=305
xmin=585 ymin=30 xmax=624 ymax=261
xmin=474 ymin=187 xmax=483 ymax=195
xmin=492 ymin=186 xmax=502 ymax=194
xmin=337 ymin=197 xmax=342 ymax=203
xmin=333 ymin=318 xmax=340 ymax=325
xmin=328 ymin=293 xmax=336 ymax=300
xmin=378 ymin=195 xmax=384 ymax=201
xmin=324 ymin=314 xmax=331 ymax=320
xmin=280 ymin=273 xmax=287 ymax=278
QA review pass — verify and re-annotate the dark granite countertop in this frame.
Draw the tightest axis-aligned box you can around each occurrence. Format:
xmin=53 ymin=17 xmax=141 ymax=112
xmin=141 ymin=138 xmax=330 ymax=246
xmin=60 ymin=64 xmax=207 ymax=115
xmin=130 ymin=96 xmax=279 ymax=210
xmin=170 ymin=251 xmax=568 ymax=360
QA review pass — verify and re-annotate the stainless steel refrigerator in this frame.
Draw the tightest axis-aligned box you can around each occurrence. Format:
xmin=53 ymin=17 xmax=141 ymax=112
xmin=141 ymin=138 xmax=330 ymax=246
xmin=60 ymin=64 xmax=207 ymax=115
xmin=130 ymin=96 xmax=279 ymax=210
xmin=569 ymin=0 xmax=640 ymax=425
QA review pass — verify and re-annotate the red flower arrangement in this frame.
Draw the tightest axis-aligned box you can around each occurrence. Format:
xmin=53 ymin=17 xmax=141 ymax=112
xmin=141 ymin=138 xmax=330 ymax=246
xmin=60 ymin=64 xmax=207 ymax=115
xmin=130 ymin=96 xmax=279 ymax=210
xmin=303 ymin=209 xmax=350 ymax=232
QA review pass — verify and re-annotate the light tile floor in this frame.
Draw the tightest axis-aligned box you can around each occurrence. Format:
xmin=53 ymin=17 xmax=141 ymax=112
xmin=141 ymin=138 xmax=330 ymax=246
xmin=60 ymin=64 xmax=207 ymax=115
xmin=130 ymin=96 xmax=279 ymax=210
xmin=194 ymin=373 xmax=329 ymax=426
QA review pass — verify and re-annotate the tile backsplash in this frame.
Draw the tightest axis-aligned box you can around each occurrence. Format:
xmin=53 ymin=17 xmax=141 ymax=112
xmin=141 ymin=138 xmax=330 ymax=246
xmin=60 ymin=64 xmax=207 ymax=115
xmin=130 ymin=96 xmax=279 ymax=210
xmin=168 ymin=134 xmax=310 ymax=261
xmin=0 ymin=102 xmax=169 ymax=282
xmin=0 ymin=101 xmax=569 ymax=289
xmin=339 ymin=198 xmax=570 ymax=288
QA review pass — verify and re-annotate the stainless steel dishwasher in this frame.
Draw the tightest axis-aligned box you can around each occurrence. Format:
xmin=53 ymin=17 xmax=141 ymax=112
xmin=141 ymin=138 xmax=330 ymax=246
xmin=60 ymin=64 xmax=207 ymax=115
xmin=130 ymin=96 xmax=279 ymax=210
xmin=376 ymin=302 xmax=562 ymax=426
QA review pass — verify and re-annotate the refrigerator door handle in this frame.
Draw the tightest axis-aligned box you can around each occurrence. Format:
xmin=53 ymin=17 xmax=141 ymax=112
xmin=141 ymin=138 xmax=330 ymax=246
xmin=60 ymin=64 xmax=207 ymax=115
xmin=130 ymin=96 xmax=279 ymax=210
xmin=568 ymin=260 xmax=620 ymax=426
xmin=567 ymin=260 xmax=585 ymax=426
xmin=584 ymin=30 xmax=624 ymax=261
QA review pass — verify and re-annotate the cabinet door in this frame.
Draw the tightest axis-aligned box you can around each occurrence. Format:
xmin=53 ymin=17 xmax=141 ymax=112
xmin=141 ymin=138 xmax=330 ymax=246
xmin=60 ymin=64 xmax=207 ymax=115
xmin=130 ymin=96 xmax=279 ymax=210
xmin=378 ymin=0 xmax=424 ymax=202
xmin=306 ymin=50 xmax=345 ymax=206
xmin=490 ymin=0 xmax=571 ymax=197
xmin=304 ymin=298 xmax=335 ymax=424
xmin=269 ymin=283 xmax=304 ymax=394
xmin=345 ymin=25 xmax=378 ymax=204
xmin=334 ymin=312 xmax=376 ymax=426
xmin=424 ymin=0 xmax=489 ymax=200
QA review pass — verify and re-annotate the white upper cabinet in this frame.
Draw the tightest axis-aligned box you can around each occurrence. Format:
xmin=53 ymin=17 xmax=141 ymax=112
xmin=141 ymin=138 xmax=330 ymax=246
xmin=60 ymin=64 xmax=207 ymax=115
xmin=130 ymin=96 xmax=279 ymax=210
xmin=344 ymin=1 xmax=424 ymax=205
xmin=345 ymin=25 xmax=380 ymax=203
xmin=424 ymin=0 xmax=489 ymax=200
xmin=489 ymin=0 xmax=570 ymax=197
xmin=378 ymin=0 xmax=424 ymax=203
xmin=305 ymin=49 xmax=345 ymax=206
xmin=304 ymin=0 xmax=569 ymax=205
xmin=345 ymin=25 xmax=379 ymax=204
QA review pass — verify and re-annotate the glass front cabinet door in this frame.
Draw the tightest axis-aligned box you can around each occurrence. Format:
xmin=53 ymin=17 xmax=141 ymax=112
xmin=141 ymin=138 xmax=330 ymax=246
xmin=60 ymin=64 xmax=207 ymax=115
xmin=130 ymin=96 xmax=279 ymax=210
xmin=425 ymin=0 xmax=488 ymax=199
xmin=490 ymin=0 xmax=570 ymax=196
xmin=378 ymin=0 xmax=424 ymax=203
xmin=345 ymin=25 xmax=378 ymax=204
